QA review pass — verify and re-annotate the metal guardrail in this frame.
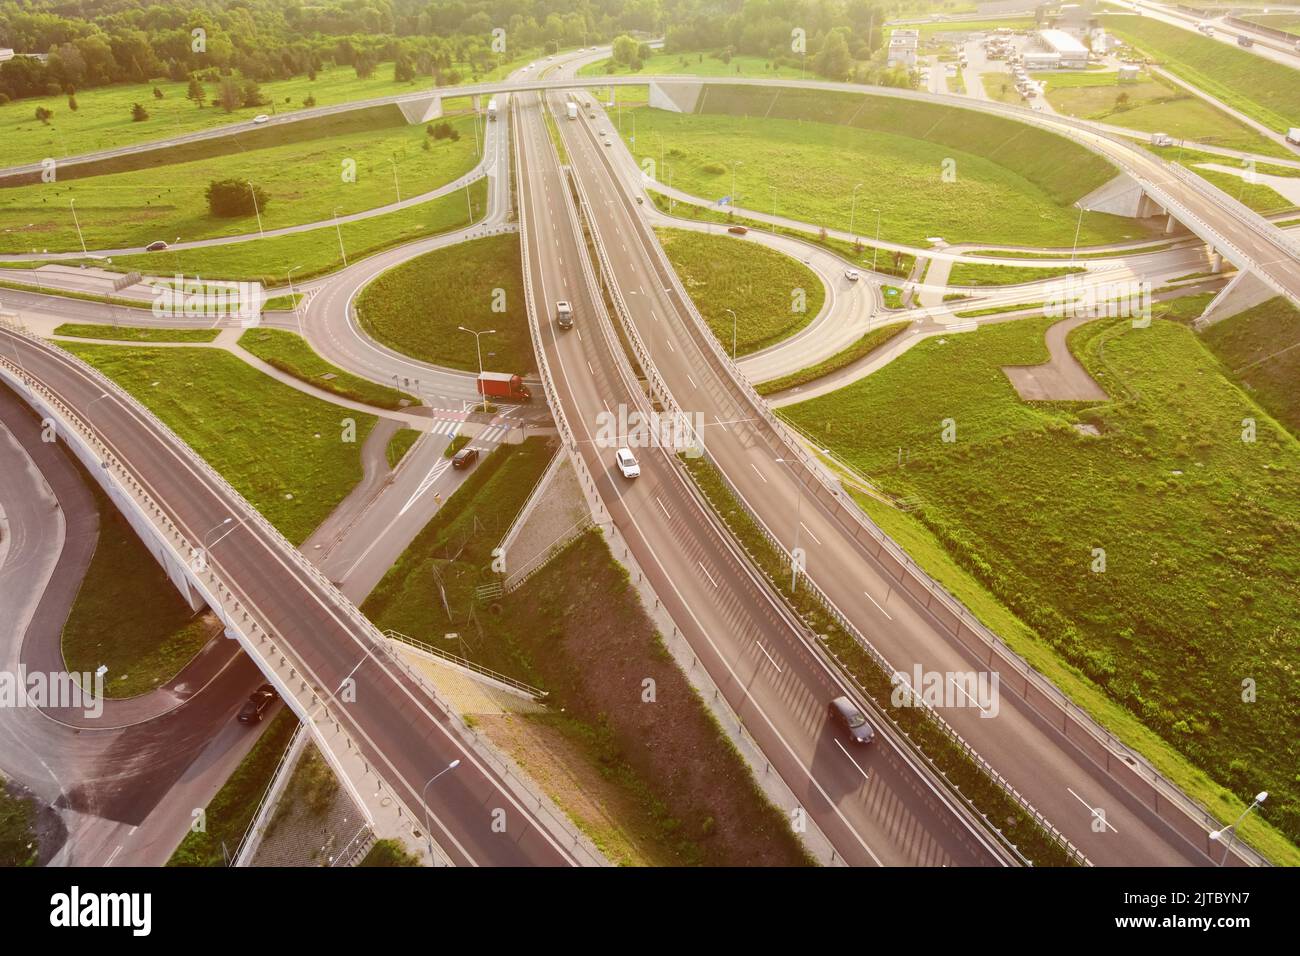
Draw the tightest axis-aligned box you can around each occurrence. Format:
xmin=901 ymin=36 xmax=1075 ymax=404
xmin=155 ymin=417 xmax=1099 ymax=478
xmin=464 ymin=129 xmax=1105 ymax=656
xmin=232 ymin=722 xmax=309 ymax=866
xmin=383 ymin=629 xmax=548 ymax=700
xmin=583 ymin=132 xmax=1268 ymax=866
xmin=503 ymin=514 xmax=595 ymax=594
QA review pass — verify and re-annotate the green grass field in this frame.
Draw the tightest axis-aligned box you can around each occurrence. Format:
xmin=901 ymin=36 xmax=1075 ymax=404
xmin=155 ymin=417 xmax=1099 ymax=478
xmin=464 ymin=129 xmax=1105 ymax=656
xmin=1242 ymin=13 xmax=1300 ymax=36
xmin=0 ymin=54 xmax=534 ymax=169
xmin=1104 ymin=14 xmax=1300 ymax=133
xmin=106 ymin=177 xmax=487 ymax=285
xmin=61 ymin=482 xmax=212 ymax=697
xmin=579 ymin=51 xmax=808 ymax=80
xmin=52 ymin=324 xmax=220 ymax=342
xmin=354 ymin=232 xmax=532 ymax=374
xmin=1029 ymin=69 xmax=1287 ymax=157
xmin=167 ymin=710 xmax=297 ymax=866
xmin=656 ymin=228 xmax=824 ymax=355
xmin=62 ymin=344 xmax=375 ymax=544
xmin=947 ymin=260 xmax=1085 ymax=286
xmin=0 ymin=111 xmax=479 ymax=253
xmin=782 ymin=315 xmax=1300 ymax=856
xmin=0 ymin=779 xmax=38 ymax=867
xmin=1201 ymin=297 xmax=1300 ymax=438
xmin=631 ymin=86 xmax=1154 ymax=248
xmin=237 ymin=328 xmax=416 ymax=410
xmin=386 ymin=428 xmax=422 ymax=468
xmin=755 ymin=321 xmax=910 ymax=395
xmin=1182 ymin=161 xmax=1298 ymax=215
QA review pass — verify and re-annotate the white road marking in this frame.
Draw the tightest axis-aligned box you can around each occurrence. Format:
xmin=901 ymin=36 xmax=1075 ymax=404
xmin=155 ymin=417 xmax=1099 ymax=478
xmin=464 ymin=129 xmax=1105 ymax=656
xmin=800 ymin=522 xmax=821 ymax=546
xmin=655 ymin=496 xmax=670 ymax=519
xmin=751 ymin=463 xmax=767 ymax=483
xmin=863 ymin=589 xmax=893 ymax=620
xmin=834 ymin=739 xmax=871 ymax=782
xmin=755 ymin=640 xmax=783 ymax=674
xmin=697 ymin=562 xmax=718 ymax=588
xmin=1067 ymin=787 xmax=1118 ymax=833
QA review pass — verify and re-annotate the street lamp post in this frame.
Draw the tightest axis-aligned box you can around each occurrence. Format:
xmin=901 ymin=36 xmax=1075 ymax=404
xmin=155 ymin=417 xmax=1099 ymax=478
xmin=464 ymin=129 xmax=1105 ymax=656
xmin=333 ymin=208 xmax=348 ymax=267
xmin=69 ymin=199 xmax=88 ymax=255
xmin=459 ymin=325 xmax=496 ymax=412
xmin=1210 ymin=791 xmax=1267 ymax=866
xmin=421 ymin=760 xmax=461 ymax=861
xmin=730 ymin=161 xmax=743 ymax=206
xmin=1070 ymin=205 xmax=1085 ymax=263
xmin=247 ymin=182 xmax=264 ymax=238
xmin=850 ymin=182 xmax=864 ymax=237
xmin=724 ymin=308 xmax=738 ymax=360
xmin=287 ymin=265 xmax=304 ymax=336
xmin=389 ymin=158 xmax=401 ymax=203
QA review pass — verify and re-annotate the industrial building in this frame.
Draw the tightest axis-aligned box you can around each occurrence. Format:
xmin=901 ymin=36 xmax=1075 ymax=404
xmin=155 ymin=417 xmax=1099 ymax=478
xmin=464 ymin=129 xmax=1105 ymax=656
xmin=1037 ymin=28 xmax=1090 ymax=68
xmin=887 ymin=28 xmax=919 ymax=69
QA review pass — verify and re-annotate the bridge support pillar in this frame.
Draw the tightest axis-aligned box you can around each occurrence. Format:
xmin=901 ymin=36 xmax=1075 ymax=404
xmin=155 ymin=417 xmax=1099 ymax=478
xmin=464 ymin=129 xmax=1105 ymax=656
xmin=1208 ymin=247 xmax=1223 ymax=274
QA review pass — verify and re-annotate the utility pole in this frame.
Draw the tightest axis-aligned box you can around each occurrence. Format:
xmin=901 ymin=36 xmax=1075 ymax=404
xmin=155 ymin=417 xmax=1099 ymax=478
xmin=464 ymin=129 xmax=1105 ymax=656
xmin=459 ymin=326 xmax=496 ymax=412
xmin=333 ymin=208 xmax=348 ymax=267
xmin=247 ymin=181 xmax=264 ymax=238
xmin=69 ymin=199 xmax=87 ymax=255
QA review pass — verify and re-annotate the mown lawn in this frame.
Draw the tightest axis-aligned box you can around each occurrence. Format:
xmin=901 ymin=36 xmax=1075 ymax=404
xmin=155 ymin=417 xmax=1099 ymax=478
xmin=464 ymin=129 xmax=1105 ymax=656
xmin=628 ymin=86 xmax=1154 ymax=248
xmin=656 ymin=228 xmax=824 ymax=355
xmin=62 ymin=481 xmax=213 ymax=697
xmin=1033 ymin=69 xmax=1286 ymax=157
xmin=1104 ymin=14 xmax=1300 ymax=133
xmin=782 ymin=315 xmax=1300 ymax=856
xmin=62 ymin=344 xmax=375 ymax=544
xmin=354 ymin=232 xmax=532 ymax=374
xmin=947 ymin=260 xmax=1085 ymax=286
xmin=53 ymin=324 xmax=220 ymax=343
xmin=237 ymin=328 xmax=416 ymax=410
xmin=167 ymin=711 xmax=298 ymax=867
xmin=579 ymin=51 xmax=808 ymax=79
xmin=755 ymin=320 xmax=910 ymax=395
xmin=1 ymin=112 xmax=479 ymax=253
xmin=106 ymin=178 xmax=487 ymax=285
xmin=0 ymin=54 xmax=534 ymax=168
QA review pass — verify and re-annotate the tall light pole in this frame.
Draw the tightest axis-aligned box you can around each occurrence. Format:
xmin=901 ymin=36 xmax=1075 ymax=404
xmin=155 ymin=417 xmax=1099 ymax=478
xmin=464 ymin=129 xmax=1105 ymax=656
xmin=1210 ymin=791 xmax=1267 ymax=866
xmin=724 ymin=308 xmax=738 ymax=359
xmin=333 ymin=208 xmax=348 ymax=267
xmin=730 ymin=160 xmax=743 ymax=205
xmin=247 ymin=182 xmax=264 ymax=238
xmin=850 ymin=182 xmax=864 ymax=237
xmin=1070 ymin=205 xmax=1085 ymax=263
xmin=768 ymin=184 xmax=777 ymax=233
xmin=389 ymin=157 xmax=401 ymax=203
xmin=459 ymin=325 xmax=496 ymax=411
xmin=775 ymin=457 xmax=804 ymax=593
xmin=69 ymin=199 xmax=87 ymax=255
xmin=421 ymin=760 xmax=461 ymax=861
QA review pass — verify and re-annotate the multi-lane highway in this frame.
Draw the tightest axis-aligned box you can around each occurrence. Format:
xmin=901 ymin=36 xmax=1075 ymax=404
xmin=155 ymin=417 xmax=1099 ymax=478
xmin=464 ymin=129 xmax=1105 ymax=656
xmin=514 ymin=92 xmax=1012 ymax=867
xmin=550 ymin=89 xmax=1253 ymax=866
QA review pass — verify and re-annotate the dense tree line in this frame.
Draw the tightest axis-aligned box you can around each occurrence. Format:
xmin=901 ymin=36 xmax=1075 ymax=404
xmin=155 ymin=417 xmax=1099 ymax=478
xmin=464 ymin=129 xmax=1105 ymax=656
xmin=0 ymin=0 xmax=910 ymax=106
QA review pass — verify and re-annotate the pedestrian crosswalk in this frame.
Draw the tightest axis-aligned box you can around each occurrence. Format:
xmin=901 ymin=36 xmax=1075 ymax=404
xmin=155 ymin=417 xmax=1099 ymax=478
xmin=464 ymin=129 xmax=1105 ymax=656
xmin=428 ymin=418 xmax=464 ymax=436
xmin=476 ymin=424 xmax=510 ymax=444
xmin=425 ymin=417 xmax=513 ymax=444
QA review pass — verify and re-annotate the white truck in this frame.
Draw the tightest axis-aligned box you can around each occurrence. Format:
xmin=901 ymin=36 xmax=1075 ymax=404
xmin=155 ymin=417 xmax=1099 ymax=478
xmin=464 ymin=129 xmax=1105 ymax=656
xmin=1287 ymin=128 xmax=1300 ymax=147
xmin=1151 ymin=132 xmax=1174 ymax=147
xmin=487 ymin=97 xmax=498 ymax=121
xmin=566 ymin=101 xmax=578 ymax=121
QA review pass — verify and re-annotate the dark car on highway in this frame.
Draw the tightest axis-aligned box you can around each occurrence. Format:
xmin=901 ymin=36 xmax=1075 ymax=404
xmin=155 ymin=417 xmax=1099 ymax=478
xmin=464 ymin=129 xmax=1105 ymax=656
xmin=452 ymin=446 xmax=480 ymax=470
xmin=238 ymin=684 xmax=278 ymax=724
xmin=145 ymin=240 xmax=168 ymax=252
xmin=727 ymin=225 xmax=748 ymax=236
xmin=828 ymin=695 xmax=875 ymax=744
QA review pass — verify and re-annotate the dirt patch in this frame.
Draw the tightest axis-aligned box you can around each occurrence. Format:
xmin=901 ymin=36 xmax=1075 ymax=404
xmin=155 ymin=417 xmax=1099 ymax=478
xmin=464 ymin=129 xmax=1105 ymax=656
xmin=1002 ymin=315 xmax=1108 ymax=401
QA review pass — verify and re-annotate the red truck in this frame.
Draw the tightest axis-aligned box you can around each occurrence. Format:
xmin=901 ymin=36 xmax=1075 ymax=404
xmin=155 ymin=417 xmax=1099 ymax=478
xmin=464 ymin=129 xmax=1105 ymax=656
xmin=476 ymin=371 xmax=531 ymax=403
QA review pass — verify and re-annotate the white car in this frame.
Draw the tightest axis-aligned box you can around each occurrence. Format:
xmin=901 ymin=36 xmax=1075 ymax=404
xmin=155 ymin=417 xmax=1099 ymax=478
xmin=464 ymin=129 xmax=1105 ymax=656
xmin=845 ymin=269 xmax=860 ymax=282
xmin=615 ymin=448 xmax=640 ymax=478
xmin=253 ymin=114 xmax=269 ymax=124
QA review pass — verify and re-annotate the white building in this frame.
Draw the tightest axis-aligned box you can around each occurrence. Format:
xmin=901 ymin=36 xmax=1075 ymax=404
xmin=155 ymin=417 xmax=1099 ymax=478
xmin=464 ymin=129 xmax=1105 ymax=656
xmin=1038 ymin=28 xmax=1089 ymax=68
xmin=0 ymin=49 xmax=14 ymax=63
xmin=1117 ymin=63 xmax=1140 ymax=82
xmin=887 ymin=29 xmax=919 ymax=69
xmin=1023 ymin=51 xmax=1061 ymax=70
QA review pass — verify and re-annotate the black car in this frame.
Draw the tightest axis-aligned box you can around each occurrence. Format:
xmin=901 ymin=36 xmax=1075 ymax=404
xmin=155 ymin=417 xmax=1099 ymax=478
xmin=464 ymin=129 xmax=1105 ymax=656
xmin=828 ymin=695 xmax=875 ymax=744
xmin=238 ymin=684 xmax=278 ymax=723
xmin=451 ymin=446 xmax=480 ymax=470
xmin=145 ymin=240 xmax=168 ymax=252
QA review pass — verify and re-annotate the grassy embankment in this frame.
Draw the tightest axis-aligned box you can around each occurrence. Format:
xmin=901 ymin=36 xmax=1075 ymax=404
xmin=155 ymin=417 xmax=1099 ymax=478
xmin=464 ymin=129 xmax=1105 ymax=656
xmin=237 ymin=328 xmax=416 ymax=410
xmin=624 ymin=85 xmax=1157 ymax=248
xmin=780 ymin=315 xmax=1300 ymax=860
xmin=656 ymin=228 xmax=825 ymax=355
xmin=62 ymin=344 xmax=375 ymax=544
xmin=362 ymin=439 xmax=809 ymax=866
xmin=755 ymin=321 xmax=910 ymax=395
